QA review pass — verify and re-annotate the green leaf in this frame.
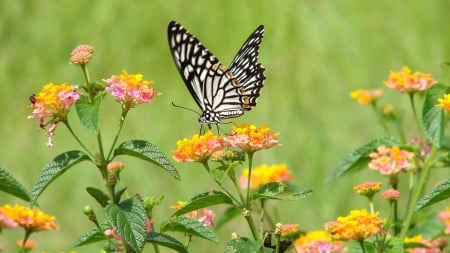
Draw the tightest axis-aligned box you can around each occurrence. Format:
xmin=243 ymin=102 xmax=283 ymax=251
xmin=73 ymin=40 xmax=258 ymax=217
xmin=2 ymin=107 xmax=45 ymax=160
xmin=414 ymin=177 xmax=450 ymax=211
xmin=0 ymin=167 xmax=31 ymax=201
xmin=72 ymin=227 xmax=106 ymax=247
xmin=215 ymin=206 xmax=241 ymax=229
xmin=75 ymin=95 xmax=102 ymax=134
xmin=31 ymin=150 xmax=91 ymax=204
xmin=114 ymin=186 xmax=127 ymax=203
xmin=160 ymin=216 xmax=219 ymax=243
xmin=86 ymin=187 xmax=110 ymax=207
xmin=422 ymin=84 xmax=448 ymax=147
xmin=114 ymin=140 xmax=180 ymax=180
xmin=252 ymin=182 xmax=313 ymax=201
xmin=326 ymin=136 xmax=400 ymax=181
xmin=224 ymin=237 xmax=263 ymax=253
xmin=105 ymin=197 xmax=146 ymax=252
xmin=173 ymin=191 xmax=233 ymax=217
xmin=146 ymin=232 xmax=188 ymax=253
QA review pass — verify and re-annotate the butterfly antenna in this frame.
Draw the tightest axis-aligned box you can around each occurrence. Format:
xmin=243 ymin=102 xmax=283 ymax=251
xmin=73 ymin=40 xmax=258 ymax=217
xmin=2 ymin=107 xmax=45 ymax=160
xmin=171 ymin=102 xmax=201 ymax=116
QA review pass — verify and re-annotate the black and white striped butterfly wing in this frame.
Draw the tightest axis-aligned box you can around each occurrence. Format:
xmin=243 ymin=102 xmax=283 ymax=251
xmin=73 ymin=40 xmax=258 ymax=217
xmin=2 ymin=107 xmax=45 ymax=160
xmin=168 ymin=21 xmax=220 ymax=112
xmin=229 ymin=25 xmax=265 ymax=109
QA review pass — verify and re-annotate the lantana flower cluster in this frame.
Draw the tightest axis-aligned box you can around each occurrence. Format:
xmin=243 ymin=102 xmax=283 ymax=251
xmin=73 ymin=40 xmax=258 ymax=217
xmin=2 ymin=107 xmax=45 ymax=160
xmin=349 ymin=89 xmax=383 ymax=105
xmin=368 ymin=145 xmax=415 ymax=175
xmin=170 ymin=201 xmax=215 ymax=227
xmin=384 ymin=66 xmax=436 ymax=93
xmin=0 ymin=204 xmax=58 ymax=232
xmin=324 ymin=209 xmax=385 ymax=241
xmin=294 ymin=230 xmax=346 ymax=253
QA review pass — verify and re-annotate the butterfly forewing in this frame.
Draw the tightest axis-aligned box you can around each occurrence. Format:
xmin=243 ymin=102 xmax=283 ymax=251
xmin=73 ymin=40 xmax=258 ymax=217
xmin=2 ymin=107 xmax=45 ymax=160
xmin=168 ymin=21 xmax=265 ymax=125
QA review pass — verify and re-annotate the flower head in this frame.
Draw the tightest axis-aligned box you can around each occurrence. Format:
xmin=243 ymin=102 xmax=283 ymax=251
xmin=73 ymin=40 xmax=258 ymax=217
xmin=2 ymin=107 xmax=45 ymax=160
xmin=294 ymin=230 xmax=347 ymax=253
xmin=405 ymin=235 xmax=448 ymax=253
xmin=436 ymin=94 xmax=450 ymax=112
xmin=105 ymin=70 xmax=160 ymax=109
xmin=70 ymin=44 xmax=94 ymax=65
xmin=239 ymin=163 xmax=293 ymax=189
xmin=280 ymin=224 xmax=299 ymax=238
xmin=381 ymin=189 xmax=401 ymax=201
xmin=173 ymin=131 xmax=227 ymax=163
xmin=107 ymin=161 xmax=124 ymax=174
xmin=324 ymin=209 xmax=385 ymax=241
xmin=349 ymin=89 xmax=383 ymax=105
xmin=384 ymin=66 xmax=436 ymax=93
xmin=368 ymin=146 xmax=415 ymax=175
xmin=170 ymin=201 xmax=215 ymax=227
xmin=353 ymin=181 xmax=382 ymax=198
xmin=225 ymin=124 xmax=280 ymax=153
xmin=28 ymin=83 xmax=81 ymax=146
xmin=0 ymin=204 xmax=58 ymax=232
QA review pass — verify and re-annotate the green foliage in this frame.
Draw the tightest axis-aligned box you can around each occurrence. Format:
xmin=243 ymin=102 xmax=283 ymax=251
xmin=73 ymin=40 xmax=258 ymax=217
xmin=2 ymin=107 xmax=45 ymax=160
xmin=415 ymin=177 xmax=450 ymax=211
xmin=172 ymin=191 xmax=233 ymax=217
xmin=161 ymin=216 xmax=219 ymax=243
xmin=145 ymin=232 xmax=188 ymax=253
xmin=86 ymin=187 xmax=110 ymax=207
xmin=72 ymin=227 xmax=106 ymax=248
xmin=75 ymin=95 xmax=103 ymax=134
xmin=104 ymin=198 xmax=147 ymax=252
xmin=252 ymin=182 xmax=313 ymax=201
xmin=224 ymin=237 xmax=263 ymax=253
xmin=114 ymin=140 xmax=180 ymax=180
xmin=30 ymin=150 xmax=91 ymax=204
xmin=422 ymin=84 xmax=448 ymax=147
xmin=0 ymin=167 xmax=31 ymax=201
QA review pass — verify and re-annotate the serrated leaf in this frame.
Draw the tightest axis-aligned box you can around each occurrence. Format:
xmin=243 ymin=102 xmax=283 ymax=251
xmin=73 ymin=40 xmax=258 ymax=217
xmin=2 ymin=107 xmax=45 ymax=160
xmin=422 ymin=84 xmax=448 ymax=147
xmin=160 ymin=216 xmax=219 ymax=243
xmin=114 ymin=140 xmax=180 ymax=180
xmin=326 ymin=136 xmax=400 ymax=181
xmin=105 ymin=197 xmax=146 ymax=251
xmin=75 ymin=95 xmax=102 ymax=134
xmin=0 ymin=167 xmax=31 ymax=201
xmin=388 ymin=237 xmax=405 ymax=253
xmin=252 ymin=182 xmax=313 ymax=201
xmin=114 ymin=186 xmax=127 ymax=203
xmin=215 ymin=206 xmax=241 ymax=229
xmin=31 ymin=150 xmax=91 ymax=204
xmin=86 ymin=187 xmax=110 ymax=207
xmin=72 ymin=227 xmax=106 ymax=247
xmin=210 ymin=165 xmax=228 ymax=184
xmin=415 ymin=177 xmax=450 ymax=211
xmin=173 ymin=191 xmax=233 ymax=217
xmin=224 ymin=237 xmax=263 ymax=253
xmin=146 ymin=232 xmax=188 ymax=253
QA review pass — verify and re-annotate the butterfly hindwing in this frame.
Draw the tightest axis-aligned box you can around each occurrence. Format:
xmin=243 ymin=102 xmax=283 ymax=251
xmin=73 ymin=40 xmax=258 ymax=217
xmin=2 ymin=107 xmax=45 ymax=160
xmin=168 ymin=21 xmax=265 ymax=125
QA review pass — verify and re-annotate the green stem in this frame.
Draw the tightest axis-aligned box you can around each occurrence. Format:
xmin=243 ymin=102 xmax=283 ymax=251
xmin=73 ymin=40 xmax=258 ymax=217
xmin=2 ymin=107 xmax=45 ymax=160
xmin=63 ymin=121 xmax=96 ymax=159
xmin=202 ymin=162 xmax=242 ymax=206
xmin=274 ymin=232 xmax=281 ymax=253
xmin=245 ymin=152 xmax=254 ymax=207
xmin=106 ymin=110 xmax=128 ymax=161
xmin=400 ymin=145 xmax=436 ymax=238
xmin=229 ymin=169 xmax=245 ymax=206
xmin=409 ymin=93 xmax=424 ymax=140
xmin=244 ymin=213 xmax=260 ymax=241
xmin=19 ymin=230 xmax=32 ymax=253
xmin=358 ymin=239 xmax=366 ymax=253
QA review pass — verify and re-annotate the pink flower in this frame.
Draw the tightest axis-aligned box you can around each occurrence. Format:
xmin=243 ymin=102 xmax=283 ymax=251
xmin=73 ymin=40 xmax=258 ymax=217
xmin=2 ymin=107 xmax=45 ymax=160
xmin=368 ymin=146 xmax=415 ymax=175
xmin=105 ymin=70 xmax=160 ymax=109
xmin=438 ymin=208 xmax=450 ymax=234
xmin=225 ymin=124 xmax=280 ymax=153
xmin=381 ymin=189 xmax=401 ymax=201
xmin=70 ymin=44 xmax=94 ymax=65
xmin=198 ymin=208 xmax=215 ymax=227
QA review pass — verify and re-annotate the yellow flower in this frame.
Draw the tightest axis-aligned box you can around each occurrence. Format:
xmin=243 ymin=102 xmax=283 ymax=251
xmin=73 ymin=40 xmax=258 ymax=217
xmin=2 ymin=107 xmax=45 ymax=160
xmin=173 ymin=131 xmax=227 ymax=163
xmin=353 ymin=181 xmax=382 ymax=198
xmin=349 ymin=89 xmax=383 ymax=105
xmin=239 ymin=163 xmax=293 ymax=189
xmin=226 ymin=124 xmax=280 ymax=153
xmin=0 ymin=204 xmax=58 ymax=232
xmin=436 ymin=94 xmax=450 ymax=112
xmin=324 ymin=209 xmax=385 ymax=241
xmin=384 ymin=66 xmax=436 ymax=93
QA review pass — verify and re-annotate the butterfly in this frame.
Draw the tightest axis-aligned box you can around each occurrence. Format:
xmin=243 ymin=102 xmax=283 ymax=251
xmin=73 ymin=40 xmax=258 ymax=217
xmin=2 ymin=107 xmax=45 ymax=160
xmin=167 ymin=21 xmax=265 ymax=129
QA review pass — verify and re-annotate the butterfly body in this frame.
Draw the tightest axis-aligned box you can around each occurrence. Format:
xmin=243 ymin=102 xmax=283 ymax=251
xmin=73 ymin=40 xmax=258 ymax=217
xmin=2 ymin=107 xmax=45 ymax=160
xmin=168 ymin=21 xmax=265 ymax=128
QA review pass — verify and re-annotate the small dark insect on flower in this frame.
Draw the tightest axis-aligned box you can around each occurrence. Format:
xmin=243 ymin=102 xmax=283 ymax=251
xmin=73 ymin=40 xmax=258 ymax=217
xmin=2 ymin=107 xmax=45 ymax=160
xmin=29 ymin=94 xmax=36 ymax=104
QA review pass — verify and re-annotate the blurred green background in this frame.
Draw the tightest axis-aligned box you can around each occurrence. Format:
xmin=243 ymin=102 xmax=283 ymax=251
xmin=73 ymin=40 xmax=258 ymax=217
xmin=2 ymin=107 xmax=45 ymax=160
xmin=1 ymin=0 xmax=449 ymax=252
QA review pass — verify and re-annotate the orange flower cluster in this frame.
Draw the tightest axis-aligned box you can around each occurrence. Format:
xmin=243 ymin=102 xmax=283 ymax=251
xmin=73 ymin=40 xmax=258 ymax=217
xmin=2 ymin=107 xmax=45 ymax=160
xmin=239 ymin=163 xmax=293 ymax=189
xmin=324 ymin=209 xmax=384 ymax=241
xmin=170 ymin=201 xmax=215 ymax=227
xmin=436 ymin=94 xmax=450 ymax=112
xmin=384 ymin=66 xmax=436 ymax=93
xmin=0 ymin=204 xmax=58 ymax=232
xmin=279 ymin=223 xmax=299 ymax=238
xmin=294 ymin=230 xmax=347 ymax=253
xmin=349 ymin=89 xmax=383 ymax=105
xmin=353 ymin=181 xmax=382 ymax=198
xmin=225 ymin=124 xmax=280 ymax=153
xmin=438 ymin=207 xmax=450 ymax=234
xmin=105 ymin=70 xmax=160 ymax=108
xmin=172 ymin=131 xmax=228 ymax=163
xmin=368 ymin=146 xmax=415 ymax=175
